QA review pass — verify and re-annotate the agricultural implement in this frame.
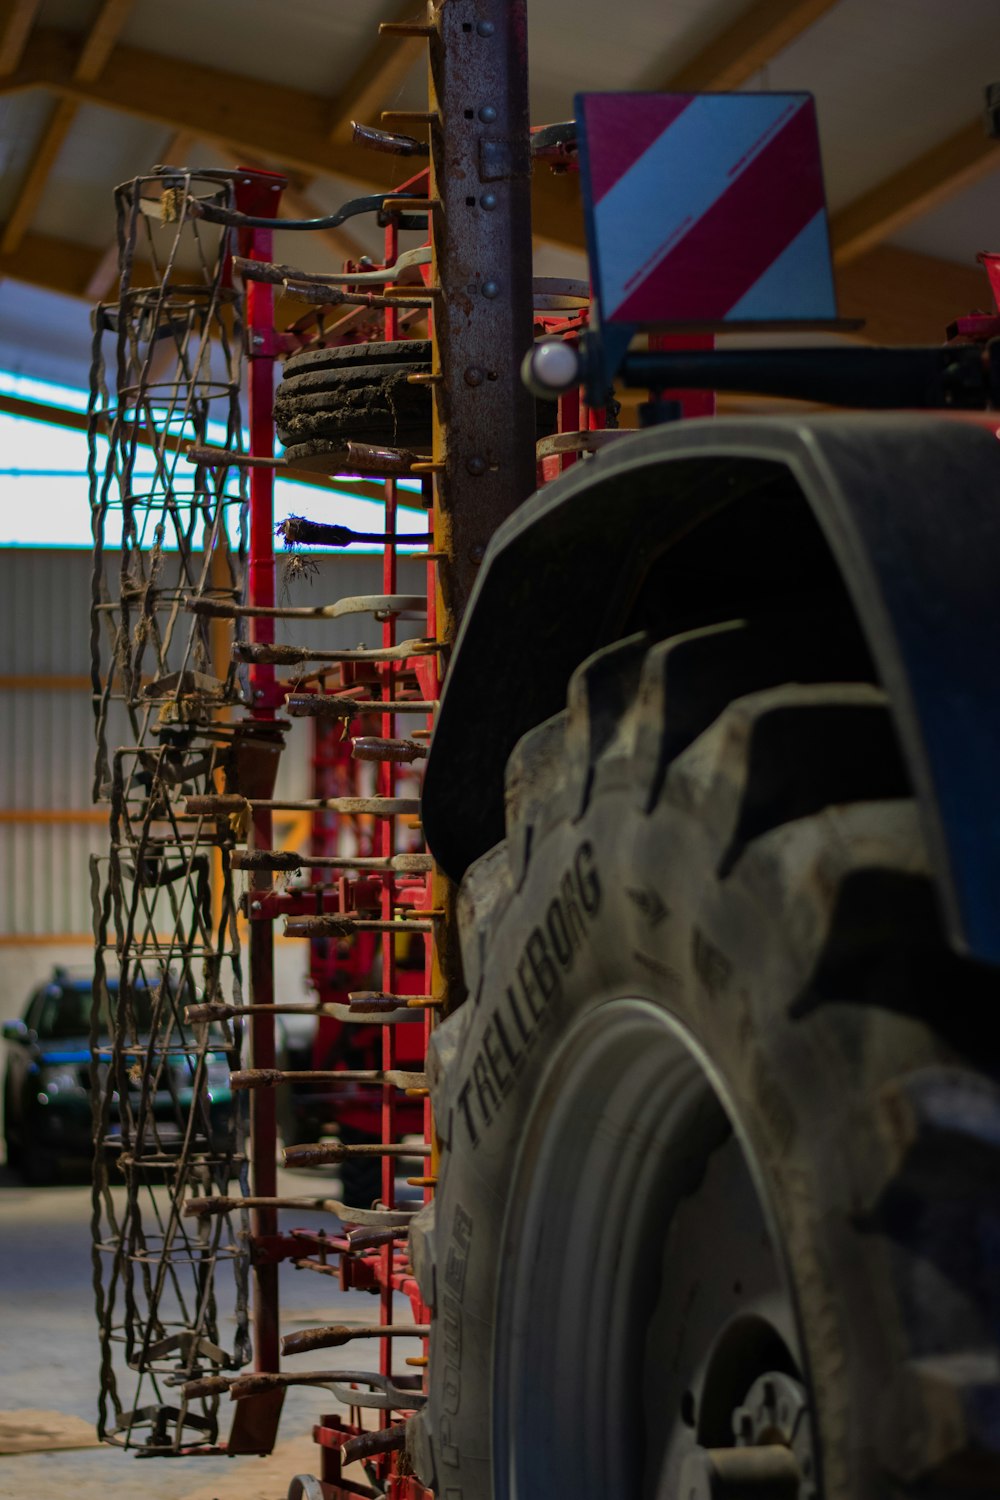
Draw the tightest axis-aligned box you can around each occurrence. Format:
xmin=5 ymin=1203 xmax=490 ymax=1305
xmin=87 ymin=4 xmax=1000 ymax=1498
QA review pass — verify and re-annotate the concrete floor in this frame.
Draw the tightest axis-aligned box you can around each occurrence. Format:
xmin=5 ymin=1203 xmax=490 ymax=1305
xmin=0 ymin=1157 xmax=421 ymax=1500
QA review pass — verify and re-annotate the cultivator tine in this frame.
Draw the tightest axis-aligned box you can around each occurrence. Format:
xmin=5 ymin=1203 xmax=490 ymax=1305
xmin=185 ymin=593 xmax=426 ymax=621
xmin=286 ymin=695 xmax=437 ymax=718
xmin=183 ymin=1196 xmax=415 ymax=1228
xmin=233 ymin=637 xmax=438 ymax=665
xmin=283 ymin=915 xmax=435 ymax=938
xmin=231 ymin=1068 xmax=425 ymax=1090
xmin=353 ymin=736 xmax=429 ymax=762
xmin=281 ymin=1324 xmax=429 ymax=1357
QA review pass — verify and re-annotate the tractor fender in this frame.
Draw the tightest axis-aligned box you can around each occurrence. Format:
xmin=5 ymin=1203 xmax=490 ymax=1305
xmin=423 ymin=413 xmax=1000 ymax=965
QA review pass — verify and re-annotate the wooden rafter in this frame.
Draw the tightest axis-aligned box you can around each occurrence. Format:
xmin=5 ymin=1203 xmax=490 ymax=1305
xmin=2 ymin=27 xmax=399 ymax=188
xmin=0 ymin=94 xmax=78 ymax=254
xmin=75 ymin=0 xmax=133 ymax=84
xmin=0 ymin=3 xmax=135 ymax=256
xmin=0 ymin=0 xmax=41 ymax=74
xmin=326 ymin=0 xmax=425 ymax=143
xmin=831 ymin=120 xmax=1000 ymax=265
xmin=657 ymin=0 xmax=841 ymax=90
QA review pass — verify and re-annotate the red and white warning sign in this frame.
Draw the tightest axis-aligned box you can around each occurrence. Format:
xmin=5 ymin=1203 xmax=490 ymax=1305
xmin=577 ymin=91 xmax=837 ymax=326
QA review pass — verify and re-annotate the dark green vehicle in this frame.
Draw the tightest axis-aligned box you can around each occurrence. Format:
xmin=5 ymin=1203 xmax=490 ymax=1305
xmin=2 ymin=967 xmax=235 ymax=1184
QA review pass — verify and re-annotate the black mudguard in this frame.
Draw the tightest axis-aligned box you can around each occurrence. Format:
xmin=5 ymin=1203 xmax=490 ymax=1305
xmin=423 ymin=414 xmax=1000 ymax=966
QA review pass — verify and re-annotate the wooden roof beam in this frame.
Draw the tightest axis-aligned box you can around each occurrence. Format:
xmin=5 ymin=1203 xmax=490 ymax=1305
xmin=0 ymin=0 xmax=42 ymax=74
xmin=75 ymin=0 xmax=134 ymax=84
xmin=0 ymin=95 xmax=78 ymax=254
xmin=831 ymin=119 xmax=1000 ymax=265
xmin=0 ymin=3 xmax=136 ymax=257
xmin=532 ymin=0 xmax=844 ymax=252
xmin=326 ymin=0 xmax=425 ymax=143
xmin=659 ymin=0 xmax=842 ymax=91
xmin=1 ymin=27 xmax=395 ymax=187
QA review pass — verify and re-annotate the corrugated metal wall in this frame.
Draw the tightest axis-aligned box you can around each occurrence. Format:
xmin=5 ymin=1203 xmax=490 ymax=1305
xmin=0 ymin=547 xmax=427 ymax=965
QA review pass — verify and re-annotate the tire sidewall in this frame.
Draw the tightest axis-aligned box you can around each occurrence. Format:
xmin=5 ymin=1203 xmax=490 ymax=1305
xmin=426 ymin=783 xmax=932 ymax=1500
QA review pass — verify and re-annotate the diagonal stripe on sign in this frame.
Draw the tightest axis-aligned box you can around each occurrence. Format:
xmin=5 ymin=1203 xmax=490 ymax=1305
xmin=611 ymin=99 xmax=825 ymax=324
xmin=594 ymin=94 xmax=809 ymax=321
xmin=585 ymin=93 xmax=695 ymax=204
xmin=725 ymin=209 xmax=835 ymax=320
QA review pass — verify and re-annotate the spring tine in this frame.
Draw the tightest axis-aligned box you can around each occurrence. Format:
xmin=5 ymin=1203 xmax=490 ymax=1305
xmin=232 ymin=849 xmax=432 ymax=872
xmin=352 ymin=121 xmax=430 ymax=157
xmin=283 ymin=915 xmax=434 ymax=938
xmin=185 ymin=794 xmax=419 ymax=816
xmin=352 ymin=736 xmax=428 ymax=763
xmin=232 ymin=1068 xmax=425 ymax=1090
xmin=185 ymin=594 xmax=426 ymax=621
xmin=287 ymin=696 xmax=437 ymax=718
xmin=185 ymin=1001 xmax=325 ymax=1023
xmin=281 ymin=1324 xmax=428 ymax=1356
xmin=349 ymin=991 xmax=440 ymax=1009
xmin=277 ymin=516 xmax=433 ymax=547
xmin=215 ymin=1371 xmax=425 ymax=1408
xmin=342 ymin=1423 xmax=408 ymax=1465
xmin=233 ymin=638 xmax=439 ymax=666
xmin=182 ymin=1196 xmax=414 ymax=1228
xmin=284 ymin=1140 xmax=424 ymax=1167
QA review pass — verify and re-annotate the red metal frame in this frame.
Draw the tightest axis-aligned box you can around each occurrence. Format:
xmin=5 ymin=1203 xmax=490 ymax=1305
xmin=237 ymin=168 xmax=285 ymax=1380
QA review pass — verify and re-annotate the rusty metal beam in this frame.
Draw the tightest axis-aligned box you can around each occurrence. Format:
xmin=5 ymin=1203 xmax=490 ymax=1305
xmin=0 ymin=0 xmax=41 ymax=74
xmin=327 ymin=0 xmax=424 ymax=143
xmin=428 ymin=0 xmax=536 ymax=635
xmin=830 ymin=119 xmax=1000 ymax=265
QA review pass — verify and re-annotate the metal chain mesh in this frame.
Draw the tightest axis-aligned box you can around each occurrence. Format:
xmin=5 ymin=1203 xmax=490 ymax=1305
xmin=88 ymin=170 xmax=254 ymax=1454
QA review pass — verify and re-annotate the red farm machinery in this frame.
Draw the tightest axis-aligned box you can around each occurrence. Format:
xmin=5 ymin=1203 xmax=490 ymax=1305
xmin=86 ymin=5 xmax=1000 ymax=1499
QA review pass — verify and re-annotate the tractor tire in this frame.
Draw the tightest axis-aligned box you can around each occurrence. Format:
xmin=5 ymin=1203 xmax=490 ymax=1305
xmin=408 ymin=624 xmax=1000 ymax=1500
